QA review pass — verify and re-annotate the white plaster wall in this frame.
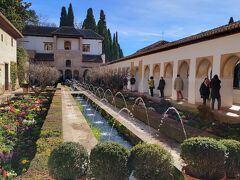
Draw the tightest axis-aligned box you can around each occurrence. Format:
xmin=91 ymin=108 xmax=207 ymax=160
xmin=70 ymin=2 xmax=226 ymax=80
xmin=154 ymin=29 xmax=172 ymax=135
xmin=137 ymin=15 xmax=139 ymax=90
xmin=22 ymin=36 xmax=53 ymax=53
xmin=105 ymin=33 xmax=240 ymax=107
xmin=57 ymin=38 xmax=79 ymax=50
xmin=0 ymin=28 xmax=17 ymax=91
xmin=82 ymin=39 xmax=102 ymax=55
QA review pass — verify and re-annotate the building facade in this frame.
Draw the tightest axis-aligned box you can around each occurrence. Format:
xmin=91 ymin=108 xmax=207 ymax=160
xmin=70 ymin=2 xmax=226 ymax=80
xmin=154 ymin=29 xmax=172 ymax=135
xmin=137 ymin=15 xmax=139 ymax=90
xmin=104 ymin=21 xmax=240 ymax=107
xmin=0 ymin=13 xmax=23 ymax=93
xmin=20 ymin=25 xmax=104 ymax=81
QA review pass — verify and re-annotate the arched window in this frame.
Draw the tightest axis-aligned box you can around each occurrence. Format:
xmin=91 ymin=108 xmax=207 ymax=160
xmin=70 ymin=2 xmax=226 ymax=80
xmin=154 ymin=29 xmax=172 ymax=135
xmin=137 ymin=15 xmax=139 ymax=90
xmin=66 ymin=60 xmax=71 ymax=67
xmin=64 ymin=41 xmax=71 ymax=50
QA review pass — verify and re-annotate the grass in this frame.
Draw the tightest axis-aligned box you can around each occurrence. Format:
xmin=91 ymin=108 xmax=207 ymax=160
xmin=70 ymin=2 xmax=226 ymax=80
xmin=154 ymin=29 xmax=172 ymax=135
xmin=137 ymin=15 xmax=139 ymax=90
xmin=16 ymin=89 xmax=62 ymax=179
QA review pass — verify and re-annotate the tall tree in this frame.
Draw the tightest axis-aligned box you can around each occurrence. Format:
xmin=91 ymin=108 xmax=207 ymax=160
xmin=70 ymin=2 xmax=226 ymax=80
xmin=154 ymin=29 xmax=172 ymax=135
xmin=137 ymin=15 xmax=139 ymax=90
xmin=67 ymin=3 xmax=74 ymax=27
xmin=112 ymin=33 xmax=118 ymax=60
xmin=228 ymin=17 xmax=234 ymax=24
xmin=97 ymin=10 xmax=111 ymax=62
xmin=116 ymin=32 xmax=124 ymax=58
xmin=107 ymin=29 xmax=113 ymax=60
xmin=60 ymin=6 xmax=67 ymax=27
xmin=0 ymin=0 xmax=38 ymax=30
xmin=115 ymin=32 xmax=120 ymax=59
xmin=82 ymin=8 xmax=97 ymax=31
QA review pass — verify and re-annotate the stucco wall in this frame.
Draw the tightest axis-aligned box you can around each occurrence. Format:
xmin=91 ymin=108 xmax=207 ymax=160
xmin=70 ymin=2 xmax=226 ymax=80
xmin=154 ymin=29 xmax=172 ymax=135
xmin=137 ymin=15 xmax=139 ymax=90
xmin=22 ymin=36 xmax=53 ymax=53
xmin=82 ymin=39 xmax=102 ymax=55
xmin=0 ymin=27 xmax=17 ymax=93
xmin=105 ymin=33 xmax=240 ymax=107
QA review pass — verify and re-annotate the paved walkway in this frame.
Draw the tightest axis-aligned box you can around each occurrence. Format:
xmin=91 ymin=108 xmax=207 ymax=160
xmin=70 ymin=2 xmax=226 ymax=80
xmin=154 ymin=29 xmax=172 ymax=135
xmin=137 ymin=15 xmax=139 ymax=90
xmin=61 ymin=86 xmax=97 ymax=153
xmin=73 ymin=90 xmax=182 ymax=170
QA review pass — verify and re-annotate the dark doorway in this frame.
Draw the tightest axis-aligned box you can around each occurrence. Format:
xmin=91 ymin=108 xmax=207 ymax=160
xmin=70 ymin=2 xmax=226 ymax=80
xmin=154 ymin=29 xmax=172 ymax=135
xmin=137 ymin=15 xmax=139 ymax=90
xmin=233 ymin=62 xmax=240 ymax=89
xmin=65 ymin=69 xmax=72 ymax=80
xmin=5 ymin=64 xmax=9 ymax=90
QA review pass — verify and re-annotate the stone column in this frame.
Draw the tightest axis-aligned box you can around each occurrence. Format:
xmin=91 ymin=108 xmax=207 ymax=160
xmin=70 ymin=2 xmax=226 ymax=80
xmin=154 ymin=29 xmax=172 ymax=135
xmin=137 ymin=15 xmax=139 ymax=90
xmin=138 ymin=60 xmax=144 ymax=93
xmin=171 ymin=60 xmax=178 ymax=100
xmin=188 ymin=58 xmax=196 ymax=104
xmin=53 ymin=36 xmax=57 ymax=50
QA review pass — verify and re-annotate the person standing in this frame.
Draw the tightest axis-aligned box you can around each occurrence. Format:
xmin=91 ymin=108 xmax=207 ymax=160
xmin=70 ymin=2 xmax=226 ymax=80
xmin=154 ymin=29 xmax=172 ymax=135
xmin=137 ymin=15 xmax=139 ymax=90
xmin=148 ymin=76 xmax=155 ymax=97
xmin=122 ymin=76 xmax=128 ymax=91
xmin=210 ymin=74 xmax=221 ymax=110
xmin=157 ymin=77 xmax=165 ymax=98
xmin=174 ymin=74 xmax=184 ymax=100
xmin=199 ymin=78 xmax=210 ymax=105
xmin=130 ymin=75 xmax=136 ymax=92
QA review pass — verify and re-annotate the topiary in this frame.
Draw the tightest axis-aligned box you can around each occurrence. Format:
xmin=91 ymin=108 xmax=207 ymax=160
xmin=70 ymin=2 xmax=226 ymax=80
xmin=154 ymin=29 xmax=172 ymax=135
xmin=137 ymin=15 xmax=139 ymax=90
xmin=48 ymin=142 xmax=88 ymax=180
xmin=90 ymin=142 xmax=130 ymax=180
xmin=181 ymin=137 xmax=227 ymax=179
xmin=128 ymin=143 xmax=174 ymax=180
xmin=220 ymin=139 xmax=240 ymax=178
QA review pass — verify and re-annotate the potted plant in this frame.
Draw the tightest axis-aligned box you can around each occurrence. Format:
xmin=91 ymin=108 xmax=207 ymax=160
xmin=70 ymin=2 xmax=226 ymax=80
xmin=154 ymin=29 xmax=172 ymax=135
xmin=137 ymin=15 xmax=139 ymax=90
xmin=128 ymin=143 xmax=174 ymax=180
xmin=181 ymin=137 xmax=227 ymax=180
xmin=90 ymin=142 xmax=130 ymax=180
xmin=220 ymin=139 xmax=240 ymax=179
xmin=48 ymin=142 xmax=89 ymax=180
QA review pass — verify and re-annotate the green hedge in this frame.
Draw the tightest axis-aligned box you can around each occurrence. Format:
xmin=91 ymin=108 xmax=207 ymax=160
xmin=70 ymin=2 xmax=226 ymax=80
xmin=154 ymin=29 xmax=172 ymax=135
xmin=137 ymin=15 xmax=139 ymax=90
xmin=90 ymin=142 xmax=130 ymax=180
xmin=128 ymin=143 xmax=174 ymax=180
xmin=220 ymin=139 xmax=240 ymax=178
xmin=181 ymin=137 xmax=226 ymax=179
xmin=48 ymin=142 xmax=88 ymax=180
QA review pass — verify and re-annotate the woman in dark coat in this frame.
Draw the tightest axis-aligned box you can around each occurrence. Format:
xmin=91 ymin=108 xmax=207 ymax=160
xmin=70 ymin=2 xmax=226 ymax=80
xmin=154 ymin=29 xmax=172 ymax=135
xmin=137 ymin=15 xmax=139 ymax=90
xmin=158 ymin=77 xmax=165 ymax=98
xmin=210 ymin=74 xmax=221 ymax=110
xmin=199 ymin=78 xmax=210 ymax=105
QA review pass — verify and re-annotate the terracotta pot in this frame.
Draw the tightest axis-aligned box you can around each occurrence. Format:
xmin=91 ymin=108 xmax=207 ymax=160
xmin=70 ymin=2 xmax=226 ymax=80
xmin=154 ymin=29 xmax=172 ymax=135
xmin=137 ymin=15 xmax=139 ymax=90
xmin=182 ymin=172 xmax=226 ymax=180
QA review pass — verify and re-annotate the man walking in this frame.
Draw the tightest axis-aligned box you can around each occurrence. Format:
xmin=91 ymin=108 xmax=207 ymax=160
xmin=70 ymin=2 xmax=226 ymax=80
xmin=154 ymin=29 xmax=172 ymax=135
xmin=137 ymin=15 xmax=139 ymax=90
xmin=210 ymin=74 xmax=221 ymax=110
xmin=174 ymin=74 xmax=184 ymax=100
xmin=157 ymin=77 xmax=165 ymax=98
xmin=130 ymin=75 xmax=136 ymax=92
xmin=148 ymin=76 xmax=155 ymax=97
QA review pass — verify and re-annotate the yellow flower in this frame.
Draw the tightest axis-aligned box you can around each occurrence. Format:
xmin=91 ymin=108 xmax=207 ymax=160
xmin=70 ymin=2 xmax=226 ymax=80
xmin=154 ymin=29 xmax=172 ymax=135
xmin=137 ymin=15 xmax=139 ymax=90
xmin=21 ymin=159 xmax=29 ymax=165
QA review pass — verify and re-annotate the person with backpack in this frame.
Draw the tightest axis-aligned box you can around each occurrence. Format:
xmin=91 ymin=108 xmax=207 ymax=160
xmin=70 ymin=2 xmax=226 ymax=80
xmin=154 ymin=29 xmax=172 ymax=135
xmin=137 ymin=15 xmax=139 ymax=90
xmin=157 ymin=76 xmax=165 ymax=98
xmin=210 ymin=74 xmax=221 ymax=110
xmin=199 ymin=77 xmax=210 ymax=105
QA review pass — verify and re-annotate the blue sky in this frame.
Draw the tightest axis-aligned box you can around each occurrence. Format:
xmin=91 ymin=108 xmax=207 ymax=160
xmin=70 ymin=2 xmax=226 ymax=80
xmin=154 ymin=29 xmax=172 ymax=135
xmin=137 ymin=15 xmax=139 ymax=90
xmin=30 ymin=0 xmax=240 ymax=56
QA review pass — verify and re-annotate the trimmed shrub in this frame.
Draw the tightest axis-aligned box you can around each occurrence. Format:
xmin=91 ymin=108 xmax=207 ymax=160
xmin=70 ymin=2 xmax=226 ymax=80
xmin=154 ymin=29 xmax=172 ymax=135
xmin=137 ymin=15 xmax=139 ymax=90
xmin=128 ymin=143 xmax=174 ymax=180
xmin=220 ymin=139 xmax=240 ymax=178
xmin=48 ymin=142 xmax=88 ymax=180
xmin=90 ymin=142 xmax=130 ymax=180
xmin=181 ymin=137 xmax=227 ymax=179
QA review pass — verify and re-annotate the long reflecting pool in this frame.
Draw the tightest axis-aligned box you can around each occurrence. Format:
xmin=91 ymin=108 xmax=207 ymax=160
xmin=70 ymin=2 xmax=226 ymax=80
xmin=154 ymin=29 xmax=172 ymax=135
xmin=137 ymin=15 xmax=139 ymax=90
xmin=75 ymin=95 xmax=132 ymax=149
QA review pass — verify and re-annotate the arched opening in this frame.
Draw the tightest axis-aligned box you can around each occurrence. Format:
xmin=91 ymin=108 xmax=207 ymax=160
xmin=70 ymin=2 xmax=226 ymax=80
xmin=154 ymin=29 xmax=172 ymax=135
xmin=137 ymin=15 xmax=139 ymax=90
xmin=164 ymin=63 xmax=173 ymax=97
xmin=64 ymin=41 xmax=71 ymax=50
xmin=144 ymin=66 xmax=150 ymax=93
xmin=83 ymin=69 xmax=90 ymax=82
xmin=179 ymin=61 xmax=189 ymax=99
xmin=65 ymin=69 xmax=72 ymax=80
xmin=195 ymin=58 xmax=212 ymax=103
xmin=73 ymin=70 xmax=80 ymax=80
xmin=153 ymin=65 xmax=160 ymax=95
xmin=221 ymin=56 xmax=240 ymax=105
xmin=66 ymin=60 xmax=71 ymax=67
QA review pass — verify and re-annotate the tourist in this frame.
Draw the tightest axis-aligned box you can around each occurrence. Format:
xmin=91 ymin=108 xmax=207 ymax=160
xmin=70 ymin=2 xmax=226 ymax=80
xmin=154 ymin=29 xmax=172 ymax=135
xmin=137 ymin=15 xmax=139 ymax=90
xmin=199 ymin=77 xmax=210 ymax=105
xmin=148 ymin=76 xmax=155 ymax=97
xmin=174 ymin=74 xmax=184 ymax=100
xmin=210 ymin=74 xmax=221 ymax=110
xmin=130 ymin=75 xmax=136 ymax=92
xmin=123 ymin=76 xmax=128 ymax=91
xmin=157 ymin=76 xmax=165 ymax=98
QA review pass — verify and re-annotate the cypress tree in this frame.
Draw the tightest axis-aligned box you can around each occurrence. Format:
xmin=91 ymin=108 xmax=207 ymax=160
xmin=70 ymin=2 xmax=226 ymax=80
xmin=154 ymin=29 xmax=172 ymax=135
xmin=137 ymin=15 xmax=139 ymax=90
xmin=115 ymin=32 xmax=120 ymax=59
xmin=97 ymin=10 xmax=111 ymax=62
xmin=108 ymin=29 xmax=113 ymax=61
xmin=60 ymin=6 xmax=67 ymax=27
xmin=67 ymin=3 xmax=74 ymax=27
xmin=82 ymin=8 xmax=97 ymax=31
xmin=228 ymin=17 xmax=234 ymax=24
xmin=112 ymin=33 xmax=118 ymax=60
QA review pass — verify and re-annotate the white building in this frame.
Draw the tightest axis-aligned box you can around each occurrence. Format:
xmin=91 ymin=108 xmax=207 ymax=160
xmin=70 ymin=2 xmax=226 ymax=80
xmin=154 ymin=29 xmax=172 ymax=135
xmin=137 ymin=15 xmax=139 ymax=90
xmin=20 ymin=25 xmax=104 ymax=81
xmin=105 ymin=21 xmax=240 ymax=107
xmin=0 ymin=12 xmax=23 ymax=93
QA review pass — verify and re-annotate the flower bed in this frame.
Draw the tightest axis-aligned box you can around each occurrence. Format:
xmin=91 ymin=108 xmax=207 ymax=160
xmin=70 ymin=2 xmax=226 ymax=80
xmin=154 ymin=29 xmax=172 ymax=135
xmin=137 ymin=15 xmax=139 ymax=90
xmin=0 ymin=94 xmax=52 ymax=178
